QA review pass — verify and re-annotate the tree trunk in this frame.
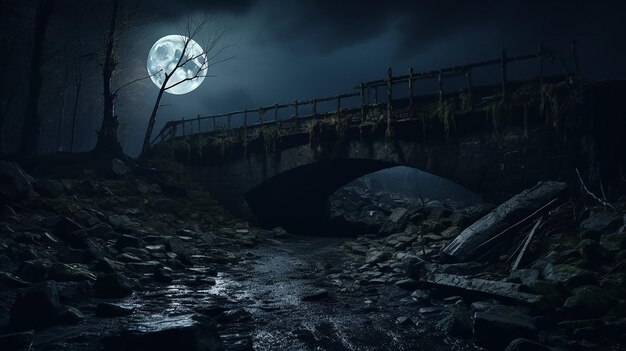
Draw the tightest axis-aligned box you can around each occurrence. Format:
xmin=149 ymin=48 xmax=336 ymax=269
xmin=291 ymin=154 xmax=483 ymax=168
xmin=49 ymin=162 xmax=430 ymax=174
xmin=58 ymin=85 xmax=67 ymax=151
xmin=19 ymin=0 xmax=55 ymax=155
xmin=95 ymin=0 xmax=121 ymax=154
xmin=141 ymin=85 xmax=167 ymax=157
xmin=70 ymin=80 xmax=81 ymax=152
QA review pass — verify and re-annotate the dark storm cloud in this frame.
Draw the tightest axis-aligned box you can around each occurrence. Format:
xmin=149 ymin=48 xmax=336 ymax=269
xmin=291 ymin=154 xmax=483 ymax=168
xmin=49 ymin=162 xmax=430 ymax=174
xmin=251 ymin=0 xmax=625 ymax=57
xmin=149 ymin=0 xmax=255 ymax=18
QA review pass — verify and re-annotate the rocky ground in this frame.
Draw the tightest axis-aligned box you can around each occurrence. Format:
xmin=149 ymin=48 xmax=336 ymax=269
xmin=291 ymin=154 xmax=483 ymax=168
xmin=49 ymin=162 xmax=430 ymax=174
xmin=341 ymin=185 xmax=626 ymax=350
xmin=1 ymin=158 xmax=625 ymax=350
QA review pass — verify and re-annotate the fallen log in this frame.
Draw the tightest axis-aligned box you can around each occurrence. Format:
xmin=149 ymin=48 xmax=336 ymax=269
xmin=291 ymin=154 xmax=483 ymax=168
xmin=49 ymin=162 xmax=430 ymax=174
xmin=419 ymin=273 xmax=543 ymax=305
xmin=442 ymin=181 xmax=567 ymax=262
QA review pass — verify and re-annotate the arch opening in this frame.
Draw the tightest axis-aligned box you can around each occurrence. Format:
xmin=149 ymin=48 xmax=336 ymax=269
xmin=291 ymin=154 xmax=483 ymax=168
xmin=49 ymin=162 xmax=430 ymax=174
xmin=245 ymin=161 xmax=481 ymax=235
xmin=330 ymin=166 xmax=481 ymax=234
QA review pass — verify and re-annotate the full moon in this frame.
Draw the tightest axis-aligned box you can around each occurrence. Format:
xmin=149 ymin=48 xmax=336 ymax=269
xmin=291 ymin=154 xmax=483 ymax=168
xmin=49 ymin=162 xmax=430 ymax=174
xmin=147 ymin=35 xmax=208 ymax=95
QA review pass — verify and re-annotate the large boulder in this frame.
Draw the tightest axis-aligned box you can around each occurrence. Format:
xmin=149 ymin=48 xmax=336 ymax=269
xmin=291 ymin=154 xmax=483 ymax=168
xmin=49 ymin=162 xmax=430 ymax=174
xmin=111 ymin=158 xmax=131 ymax=177
xmin=0 ymin=161 xmax=33 ymax=203
xmin=0 ymin=331 xmax=34 ymax=350
xmin=543 ymin=264 xmax=597 ymax=288
xmin=33 ymin=178 xmax=65 ymax=198
xmin=94 ymin=273 xmax=133 ymax=298
xmin=473 ymin=305 xmax=537 ymax=350
xmin=563 ymin=285 xmax=617 ymax=318
xmin=580 ymin=211 xmax=623 ymax=233
xmin=378 ymin=207 xmax=411 ymax=234
xmin=504 ymin=338 xmax=551 ymax=351
xmin=443 ymin=181 xmax=567 ymax=262
xmin=10 ymin=281 xmax=61 ymax=330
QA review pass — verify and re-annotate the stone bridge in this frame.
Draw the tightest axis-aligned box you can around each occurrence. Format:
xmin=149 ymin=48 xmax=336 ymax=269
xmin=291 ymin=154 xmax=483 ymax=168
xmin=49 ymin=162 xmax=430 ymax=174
xmin=150 ymin=78 xmax=626 ymax=233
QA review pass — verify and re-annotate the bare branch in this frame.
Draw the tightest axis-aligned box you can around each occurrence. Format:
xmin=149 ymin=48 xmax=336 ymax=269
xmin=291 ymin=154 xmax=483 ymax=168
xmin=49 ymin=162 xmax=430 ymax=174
xmin=114 ymin=69 xmax=162 ymax=95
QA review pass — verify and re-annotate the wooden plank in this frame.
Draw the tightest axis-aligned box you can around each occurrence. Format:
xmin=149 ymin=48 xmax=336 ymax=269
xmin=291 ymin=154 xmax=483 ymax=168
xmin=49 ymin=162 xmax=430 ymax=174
xmin=511 ymin=218 xmax=543 ymax=271
xmin=420 ymin=273 xmax=543 ymax=305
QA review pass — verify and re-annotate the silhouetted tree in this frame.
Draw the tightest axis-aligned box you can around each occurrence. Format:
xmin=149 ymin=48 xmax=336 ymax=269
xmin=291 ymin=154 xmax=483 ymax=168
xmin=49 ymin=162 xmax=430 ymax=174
xmin=140 ymin=15 xmax=232 ymax=157
xmin=94 ymin=0 xmax=121 ymax=154
xmin=20 ymin=0 xmax=55 ymax=155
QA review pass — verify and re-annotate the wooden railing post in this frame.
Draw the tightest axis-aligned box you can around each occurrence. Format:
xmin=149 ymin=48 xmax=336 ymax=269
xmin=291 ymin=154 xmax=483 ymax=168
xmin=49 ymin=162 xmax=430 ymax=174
xmin=336 ymin=94 xmax=341 ymax=112
xmin=196 ymin=114 xmax=201 ymax=133
xmin=181 ymin=117 xmax=186 ymax=137
xmin=501 ymin=49 xmax=507 ymax=98
xmin=243 ymin=109 xmax=248 ymax=141
xmin=374 ymin=86 xmax=378 ymax=104
xmin=227 ymin=113 xmax=231 ymax=135
xmin=359 ymin=83 xmax=365 ymax=122
xmin=386 ymin=67 xmax=392 ymax=122
xmin=408 ymin=67 xmax=414 ymax=119
xmin=571 ymin=40 xmax=579 ymax=76
xmin=212 ymin=116 xmax=216 ymax=138
xmin=538 ymin=43 xmax=544 ymax=88
xmin=466 ymin=65 xmax=473 ymax=110
xmin=294 ymin=99 xmax=299 ymax=128
xmin=438 ymin=70 xmax=443 ymax=104
xmin=258 ymin=107 xmax=263 ymax=125
xmin=273 ymin=103 xmax=278 ymax=122
xmin=312 ymin=98 xmax=317 ymax=117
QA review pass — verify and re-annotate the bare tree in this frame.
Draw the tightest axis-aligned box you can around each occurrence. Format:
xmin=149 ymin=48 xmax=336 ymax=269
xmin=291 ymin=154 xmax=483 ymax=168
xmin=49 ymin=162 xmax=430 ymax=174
xmin=19 ymin=0 xmax=55 ymax=155
xmin=94 ymin=0 xmax=121 ymax=154
xmin=140 ymin=15 xmax=233 ymax=157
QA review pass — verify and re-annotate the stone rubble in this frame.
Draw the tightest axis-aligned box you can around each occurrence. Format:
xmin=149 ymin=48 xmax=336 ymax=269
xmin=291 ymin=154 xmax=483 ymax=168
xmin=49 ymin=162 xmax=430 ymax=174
xmin=340 ymin=181 xmax=626 ymax=350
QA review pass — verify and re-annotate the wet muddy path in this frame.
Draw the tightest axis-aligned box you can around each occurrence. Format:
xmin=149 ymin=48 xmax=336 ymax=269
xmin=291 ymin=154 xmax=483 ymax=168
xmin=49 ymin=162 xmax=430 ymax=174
xmin=215 ymin=236 xmax=478 ymax=351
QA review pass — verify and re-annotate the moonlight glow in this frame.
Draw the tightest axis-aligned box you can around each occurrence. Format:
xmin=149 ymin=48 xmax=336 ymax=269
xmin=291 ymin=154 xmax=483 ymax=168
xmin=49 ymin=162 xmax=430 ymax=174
xmin=147 ymin=35 xmax=208 ymax=95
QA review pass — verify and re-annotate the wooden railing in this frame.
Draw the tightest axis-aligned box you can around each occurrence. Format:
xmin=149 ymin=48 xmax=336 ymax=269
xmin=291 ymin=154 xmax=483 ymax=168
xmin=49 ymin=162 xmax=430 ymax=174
xmin=151 ymin=42 xmax=579 ymax=145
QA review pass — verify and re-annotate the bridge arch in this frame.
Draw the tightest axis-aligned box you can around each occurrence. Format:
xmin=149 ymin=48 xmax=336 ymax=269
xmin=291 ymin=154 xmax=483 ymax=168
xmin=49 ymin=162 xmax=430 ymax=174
xmin=244 ymin=159 xmax=397 ymax=233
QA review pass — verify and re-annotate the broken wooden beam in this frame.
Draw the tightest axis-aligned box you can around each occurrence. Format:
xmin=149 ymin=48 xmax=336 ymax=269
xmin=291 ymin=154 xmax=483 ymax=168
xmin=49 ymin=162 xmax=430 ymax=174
xmin=442 ymin=181 xmax=567 ymax=262
xmin=511 ymin=218 xmax=543 ymax=271
xmin=420 ymin=273 xmax=543 ymax=305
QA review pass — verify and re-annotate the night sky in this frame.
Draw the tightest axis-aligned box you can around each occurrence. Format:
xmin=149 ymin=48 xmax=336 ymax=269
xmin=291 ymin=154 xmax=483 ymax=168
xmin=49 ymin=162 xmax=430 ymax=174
xmin=4 ymin=0 xmax=626 ymax=155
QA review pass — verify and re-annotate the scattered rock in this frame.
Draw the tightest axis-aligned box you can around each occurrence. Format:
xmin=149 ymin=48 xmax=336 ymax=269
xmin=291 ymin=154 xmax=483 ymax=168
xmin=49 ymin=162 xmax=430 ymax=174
xmin=440 ymin=226 xmax=461 ymax=239
xmin=473 ymin=305 xmax=537 ymax=350
xmin=94 ymin=273 xmax=133 ymax=298
xmin=543 ymin=264 xmax=597 ymax=288
xmin=301 ymin=289 xmax=330 ymax=302
xmin=48 ymin=262 xmax=96 ymax=282
xmin=508 ymin=269 xmax=540 ymax=286
xmin=365 ymin=249 xmax=389 ymax=264
xmin=60 ymin=305 xmax=85 ymax=324
xmin=153 ymin=267 xmax=173 ymax=283
xmin=504 ymin=338 xmax=551 ymax=351
xmin=217 ymin=308 xmax=252 ymax=324
xmin=116 ymin=235 xmax=142 ymax=249
xmin=10 ymin=281 xmax=61 ymax=330
xmin=104 ymin=316 xmax=220 ymax=351
xmin=0 ymin=161 xmax=33 ymax=203
xmin=379 ymin=207 xmax=410 ymax=234
xmin=395 ymin=278 xmax=418 ymax=290
xmin=563 ymin=285 xmax=617 ymax=318
xmin=438 ymin=304 xmax=472 ymax=339
xmin=33 ymin=178 xmax=65 ymax=198
xmin=577 ymin=239 xmax=607 ymax=264
xmin=111 ymin=158 xmax=131 ymax=177
xmin=580 ymin=211 xmax=623 ymax=233
xmin=96 ymin=303 xmax=134 ymax=317
xmin=0 ymin=330 xmax=34 ymax=350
